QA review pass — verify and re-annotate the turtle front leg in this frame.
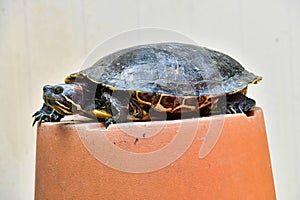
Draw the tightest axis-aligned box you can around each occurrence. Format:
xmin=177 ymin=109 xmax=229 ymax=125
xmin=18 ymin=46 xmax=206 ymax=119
xmin=104 ymin=100 xmax=128 ymax=128
xmin=226 ymin=93 xmax=256 ymax=114
xmin=32 ymin=103 xmax=64 ymax=126
xmin=96 ymin=92 xmax=129 ymax=128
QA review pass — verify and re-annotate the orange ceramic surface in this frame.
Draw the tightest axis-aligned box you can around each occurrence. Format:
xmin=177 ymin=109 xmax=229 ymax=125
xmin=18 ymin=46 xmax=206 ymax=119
xmin=35 ymin=107 xmax=276 ymax=199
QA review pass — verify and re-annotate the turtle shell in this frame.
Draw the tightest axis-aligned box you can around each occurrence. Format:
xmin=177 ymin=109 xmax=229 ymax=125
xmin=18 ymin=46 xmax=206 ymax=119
xmin=78 ymin=43 xmax=261 ymax=96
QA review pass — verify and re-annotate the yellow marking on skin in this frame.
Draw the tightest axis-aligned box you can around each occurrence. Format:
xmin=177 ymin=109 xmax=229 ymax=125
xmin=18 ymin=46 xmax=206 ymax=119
xmin=61 ymin=94 xmax=84 ymax=112
xmin=91 ymin=110 xmax=112 ymax=118
xmin=58 ymin=107 xmax=72 ymax=115
xmin=62 ymin=94 xmax=112 ymax=119
xmin=45 ymin=99 xmax=69 ymax=115
xmin=130 ymin=110 xmax=150 ymax=121
xmin=56 ymin=101 xmax=72 ymax=111
xmin=51 ymin=105 xmax=72 ymax=115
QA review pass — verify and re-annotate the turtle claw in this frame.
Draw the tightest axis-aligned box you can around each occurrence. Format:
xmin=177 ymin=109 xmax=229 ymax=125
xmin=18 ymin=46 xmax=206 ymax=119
xmin=238 ymin=104 xmax=244 ymax=113
xmin=105 ymin=117 xmax=116 ymax=128
xmin=32 ymin=112 xmax=43 ymax=126
xmin=226 ymin=93 xmax=256 ymax=115
xmin=226 ymin=104 xmax=237 ymax=114
xmin=32 ymin=103 xmax=64 ymax=126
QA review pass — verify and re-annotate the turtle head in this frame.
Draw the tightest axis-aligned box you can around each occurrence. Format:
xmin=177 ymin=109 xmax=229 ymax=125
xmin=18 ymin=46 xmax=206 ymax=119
xmin=43 ymin=83 xmax=83 ymax=115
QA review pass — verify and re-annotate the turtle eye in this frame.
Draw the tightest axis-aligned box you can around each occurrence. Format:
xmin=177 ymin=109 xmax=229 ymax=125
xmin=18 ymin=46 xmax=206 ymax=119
xmin=54 ymin=86 xmax=63 ymax=94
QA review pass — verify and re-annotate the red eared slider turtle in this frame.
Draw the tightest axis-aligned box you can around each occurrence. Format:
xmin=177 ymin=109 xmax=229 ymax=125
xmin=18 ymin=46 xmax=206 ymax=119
xmin=32 ymin=43 xmax=262 ymax=127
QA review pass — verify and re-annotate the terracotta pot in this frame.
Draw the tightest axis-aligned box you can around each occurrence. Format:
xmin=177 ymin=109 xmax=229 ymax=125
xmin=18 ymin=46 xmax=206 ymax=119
xmin=35 ymin=107 xmax=276 ymax=199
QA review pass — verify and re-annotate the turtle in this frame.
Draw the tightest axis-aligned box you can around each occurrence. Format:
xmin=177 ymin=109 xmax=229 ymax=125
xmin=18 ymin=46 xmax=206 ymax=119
xmin=32 ymin=42 xmax=262 ymax=127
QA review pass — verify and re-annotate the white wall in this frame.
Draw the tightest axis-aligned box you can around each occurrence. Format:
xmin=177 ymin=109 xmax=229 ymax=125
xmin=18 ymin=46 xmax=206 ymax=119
xmin=0 ymin=0 xmax=299 ymax=199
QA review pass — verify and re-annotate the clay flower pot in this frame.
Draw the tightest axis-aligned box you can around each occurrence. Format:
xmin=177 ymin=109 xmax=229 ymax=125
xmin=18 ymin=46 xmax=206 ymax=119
xmin=35 ymin=107 xmax=276 ymax=199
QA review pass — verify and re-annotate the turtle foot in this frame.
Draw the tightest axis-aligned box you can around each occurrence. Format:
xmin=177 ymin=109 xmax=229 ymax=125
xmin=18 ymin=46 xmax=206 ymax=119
xmin=32 ymin=103 xmax=64 ymax=126
xmin=226 ymin=93 xmax=256 ymax=114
